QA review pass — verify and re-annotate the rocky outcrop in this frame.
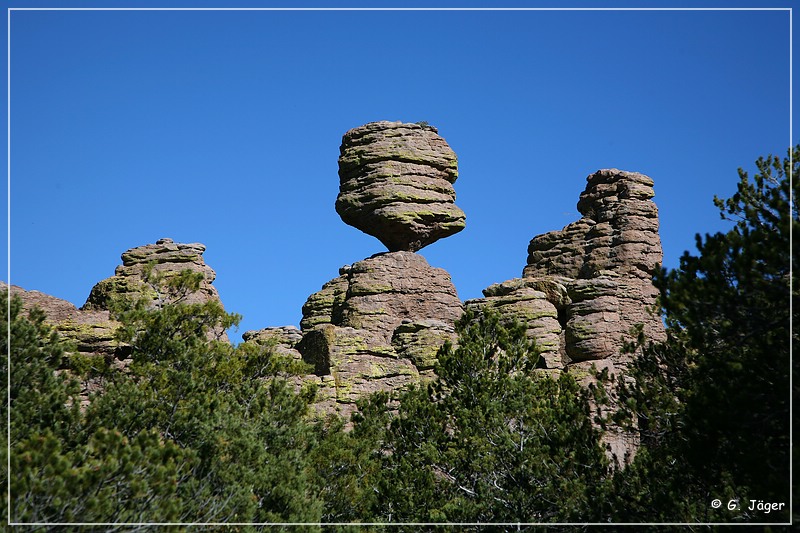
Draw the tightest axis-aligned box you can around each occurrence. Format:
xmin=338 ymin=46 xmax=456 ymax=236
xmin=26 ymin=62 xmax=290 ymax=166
xmin=466 ymin=277 xmax=569 ymax=370
xmin=5 ymin=238 xmax=230 ymax=403
xmin=242 ymin=326 xmax=304 ymax=361
xmin=2 ymin=281 xmax=126 ymax=405
xmin=470 ymin=169 xmax=665 ymax=373
xmin=8 ymin=115 xmax=668 ymax=449
xmin=2 ymin=281 xmax=123 ymax=363
xmin=84 ymin=238 xmax=221 ymax=309
xmin=83 ymin=238 xmax=229 ymax=342
xmin=336 ymin=121 xmax=465 ymax=252
xmin=296 ymin=251 xmax=463 ymax=417
xmin=465 ymin=168 xmax=664 ymax=463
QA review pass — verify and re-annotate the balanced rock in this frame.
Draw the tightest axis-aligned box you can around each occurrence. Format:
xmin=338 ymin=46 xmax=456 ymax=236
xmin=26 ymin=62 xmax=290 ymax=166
xmin=336 ymin=121 xmax=466 ymax=252
xmin=296 ymin=251 xmax=463 ymax=417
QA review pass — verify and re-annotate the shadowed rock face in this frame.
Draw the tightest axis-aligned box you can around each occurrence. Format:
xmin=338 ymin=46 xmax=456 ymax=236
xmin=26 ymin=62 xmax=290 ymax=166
xmin=336 ymin=121 xmax=466 ymax=252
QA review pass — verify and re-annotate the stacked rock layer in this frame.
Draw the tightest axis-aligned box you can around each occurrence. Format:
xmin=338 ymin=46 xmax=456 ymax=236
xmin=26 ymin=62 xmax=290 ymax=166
xmin=336 ymin=121 xmax=465 ymax=252
xmin=289 ymin=251 xmax=463 ymax=419
xmin=12 ymin=120 xmax=667 ymax=442
xmin=84 ymin=238 xmax=230 ymax=343
xmin=84 ymin=238 xmax=221 ymax=309
xmin=468 ymin=169 xmax=665 ymax=460
xmin=469 ymin=169 xmax=665 ymax=373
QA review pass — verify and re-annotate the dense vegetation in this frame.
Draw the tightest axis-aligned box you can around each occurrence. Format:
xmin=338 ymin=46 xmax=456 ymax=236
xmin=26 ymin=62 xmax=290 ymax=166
xmin=2 ymin=147 xmax=793 ymax=529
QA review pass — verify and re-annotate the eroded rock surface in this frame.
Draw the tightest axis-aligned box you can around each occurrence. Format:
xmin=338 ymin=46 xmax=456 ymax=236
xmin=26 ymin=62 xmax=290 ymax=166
xmin=296 ymin=251 xmax=463 ymax=417
xmin=466 ymin=277 xmax=570 ymax=370
xmin=242 ymin=326 xmax=304 ymax=361
xmin=336 ymin=121 xmax=465 ymax=252
xmin=2 ymin=281 xmax=125 ymax=404
xmin=84 ymin=238 xmax=221 ymax=309
xmin=471 ymin=169 xmax=665 ymax=371
xmin=83 ymin=238 xmax=229 ymax=342
xmin=3 ymin=281 xmax=122 ymax=360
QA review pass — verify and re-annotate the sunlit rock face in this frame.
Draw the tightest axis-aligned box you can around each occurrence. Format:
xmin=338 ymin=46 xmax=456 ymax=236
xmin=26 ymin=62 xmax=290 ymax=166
xmin=468 ymin=168 xmax=666 ymax=372
xmin=295 ymin=251 xmax=463 ymax=419
xmin=83 ymin=238 xmax=221 ymax=310
xmin=3 ymin=237 xmax=231 ymax=406
xmin=522 ymin=168 xmax=666 ymax=366
xmin=83 ymin=238 xmax=230 ymax=343
xmin=336 ymin=121 xmax=466 ymax=252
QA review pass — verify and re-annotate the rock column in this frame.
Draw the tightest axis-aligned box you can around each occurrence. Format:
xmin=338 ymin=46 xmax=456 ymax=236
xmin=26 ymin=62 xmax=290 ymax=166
xmin=277 ymin=121 xmax=466 ymax=418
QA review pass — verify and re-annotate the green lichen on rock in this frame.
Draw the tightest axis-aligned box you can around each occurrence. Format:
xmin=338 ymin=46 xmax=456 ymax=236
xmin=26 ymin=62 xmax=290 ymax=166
xmin=392 ymin=320 xmax=454 ymax=370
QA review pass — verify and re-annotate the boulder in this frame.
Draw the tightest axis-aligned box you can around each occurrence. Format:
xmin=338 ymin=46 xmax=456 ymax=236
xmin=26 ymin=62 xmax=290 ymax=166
xmin=466 ymin=277 xmax=570 ymax=369
xmin=242 ymin=325 xmax=304 ymax=361
xmin=336 ymin=121 xmax=466 ymax=252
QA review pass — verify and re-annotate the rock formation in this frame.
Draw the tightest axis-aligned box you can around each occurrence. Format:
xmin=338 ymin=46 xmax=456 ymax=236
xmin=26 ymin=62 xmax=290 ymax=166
xmin=5 ymin=238 xmax=230 ymax=404
xmin=468 ymin=168 xmax=666 ymax=460
xmin=469 ymin=169 xmax=664 ymax=373
xmin=336 ymin=121 xmax=465 ymax=252
xmin=83 ymin=238 xmax=229 ymax=342
xmin=2 ymin=280 xmax=124 ymax=364
xmin=9 ymin=121 xmax=667 ymax=442
xmin=293 ymin=251 xmax=463 ymax=418
xmin=84 ymin=238 xmax=222 ymax=309
xmin=254 ymin=121 xmax=470 ymax=417
xmin=242 ymin=326 xmax=303 ymax=360
xmin=3 ymin=281 xmax=125 ymax=405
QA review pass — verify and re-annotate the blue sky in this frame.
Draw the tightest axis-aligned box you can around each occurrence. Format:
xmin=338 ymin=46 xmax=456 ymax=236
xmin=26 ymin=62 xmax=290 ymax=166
xmin=4 ymin=1 xmax=796 ymax=340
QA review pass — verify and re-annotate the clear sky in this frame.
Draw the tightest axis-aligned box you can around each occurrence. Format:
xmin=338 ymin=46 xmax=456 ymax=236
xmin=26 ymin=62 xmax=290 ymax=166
xmin=4 ymin=1 xmax=796 ymax=341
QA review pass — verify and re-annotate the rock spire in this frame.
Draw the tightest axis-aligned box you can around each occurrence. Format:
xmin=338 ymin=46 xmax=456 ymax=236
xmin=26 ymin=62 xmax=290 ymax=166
xmin=469 ymin=169 xmax=665 ymax=372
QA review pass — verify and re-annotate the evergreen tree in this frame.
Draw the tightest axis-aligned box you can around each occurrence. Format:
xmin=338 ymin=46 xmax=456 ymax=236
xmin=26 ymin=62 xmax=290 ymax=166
xmin=4 ymin=291 xmax=196 ymax=524
xmin=608 ymin=147 xmax=795 ymax=522
xmin=361 ymin=311 xmax=610 ymax=527
xmin=5 ymin=266 xmax=330 ymax=525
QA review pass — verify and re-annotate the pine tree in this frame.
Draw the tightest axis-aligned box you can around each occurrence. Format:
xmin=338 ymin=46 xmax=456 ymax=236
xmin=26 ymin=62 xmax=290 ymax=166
xmin=362 ymin=311 xmax=610 ymax=526
xmin=609 ymin=146 xmax=795 ymax=522
xmin=4 ymin=266 xmax=329 ymax=525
